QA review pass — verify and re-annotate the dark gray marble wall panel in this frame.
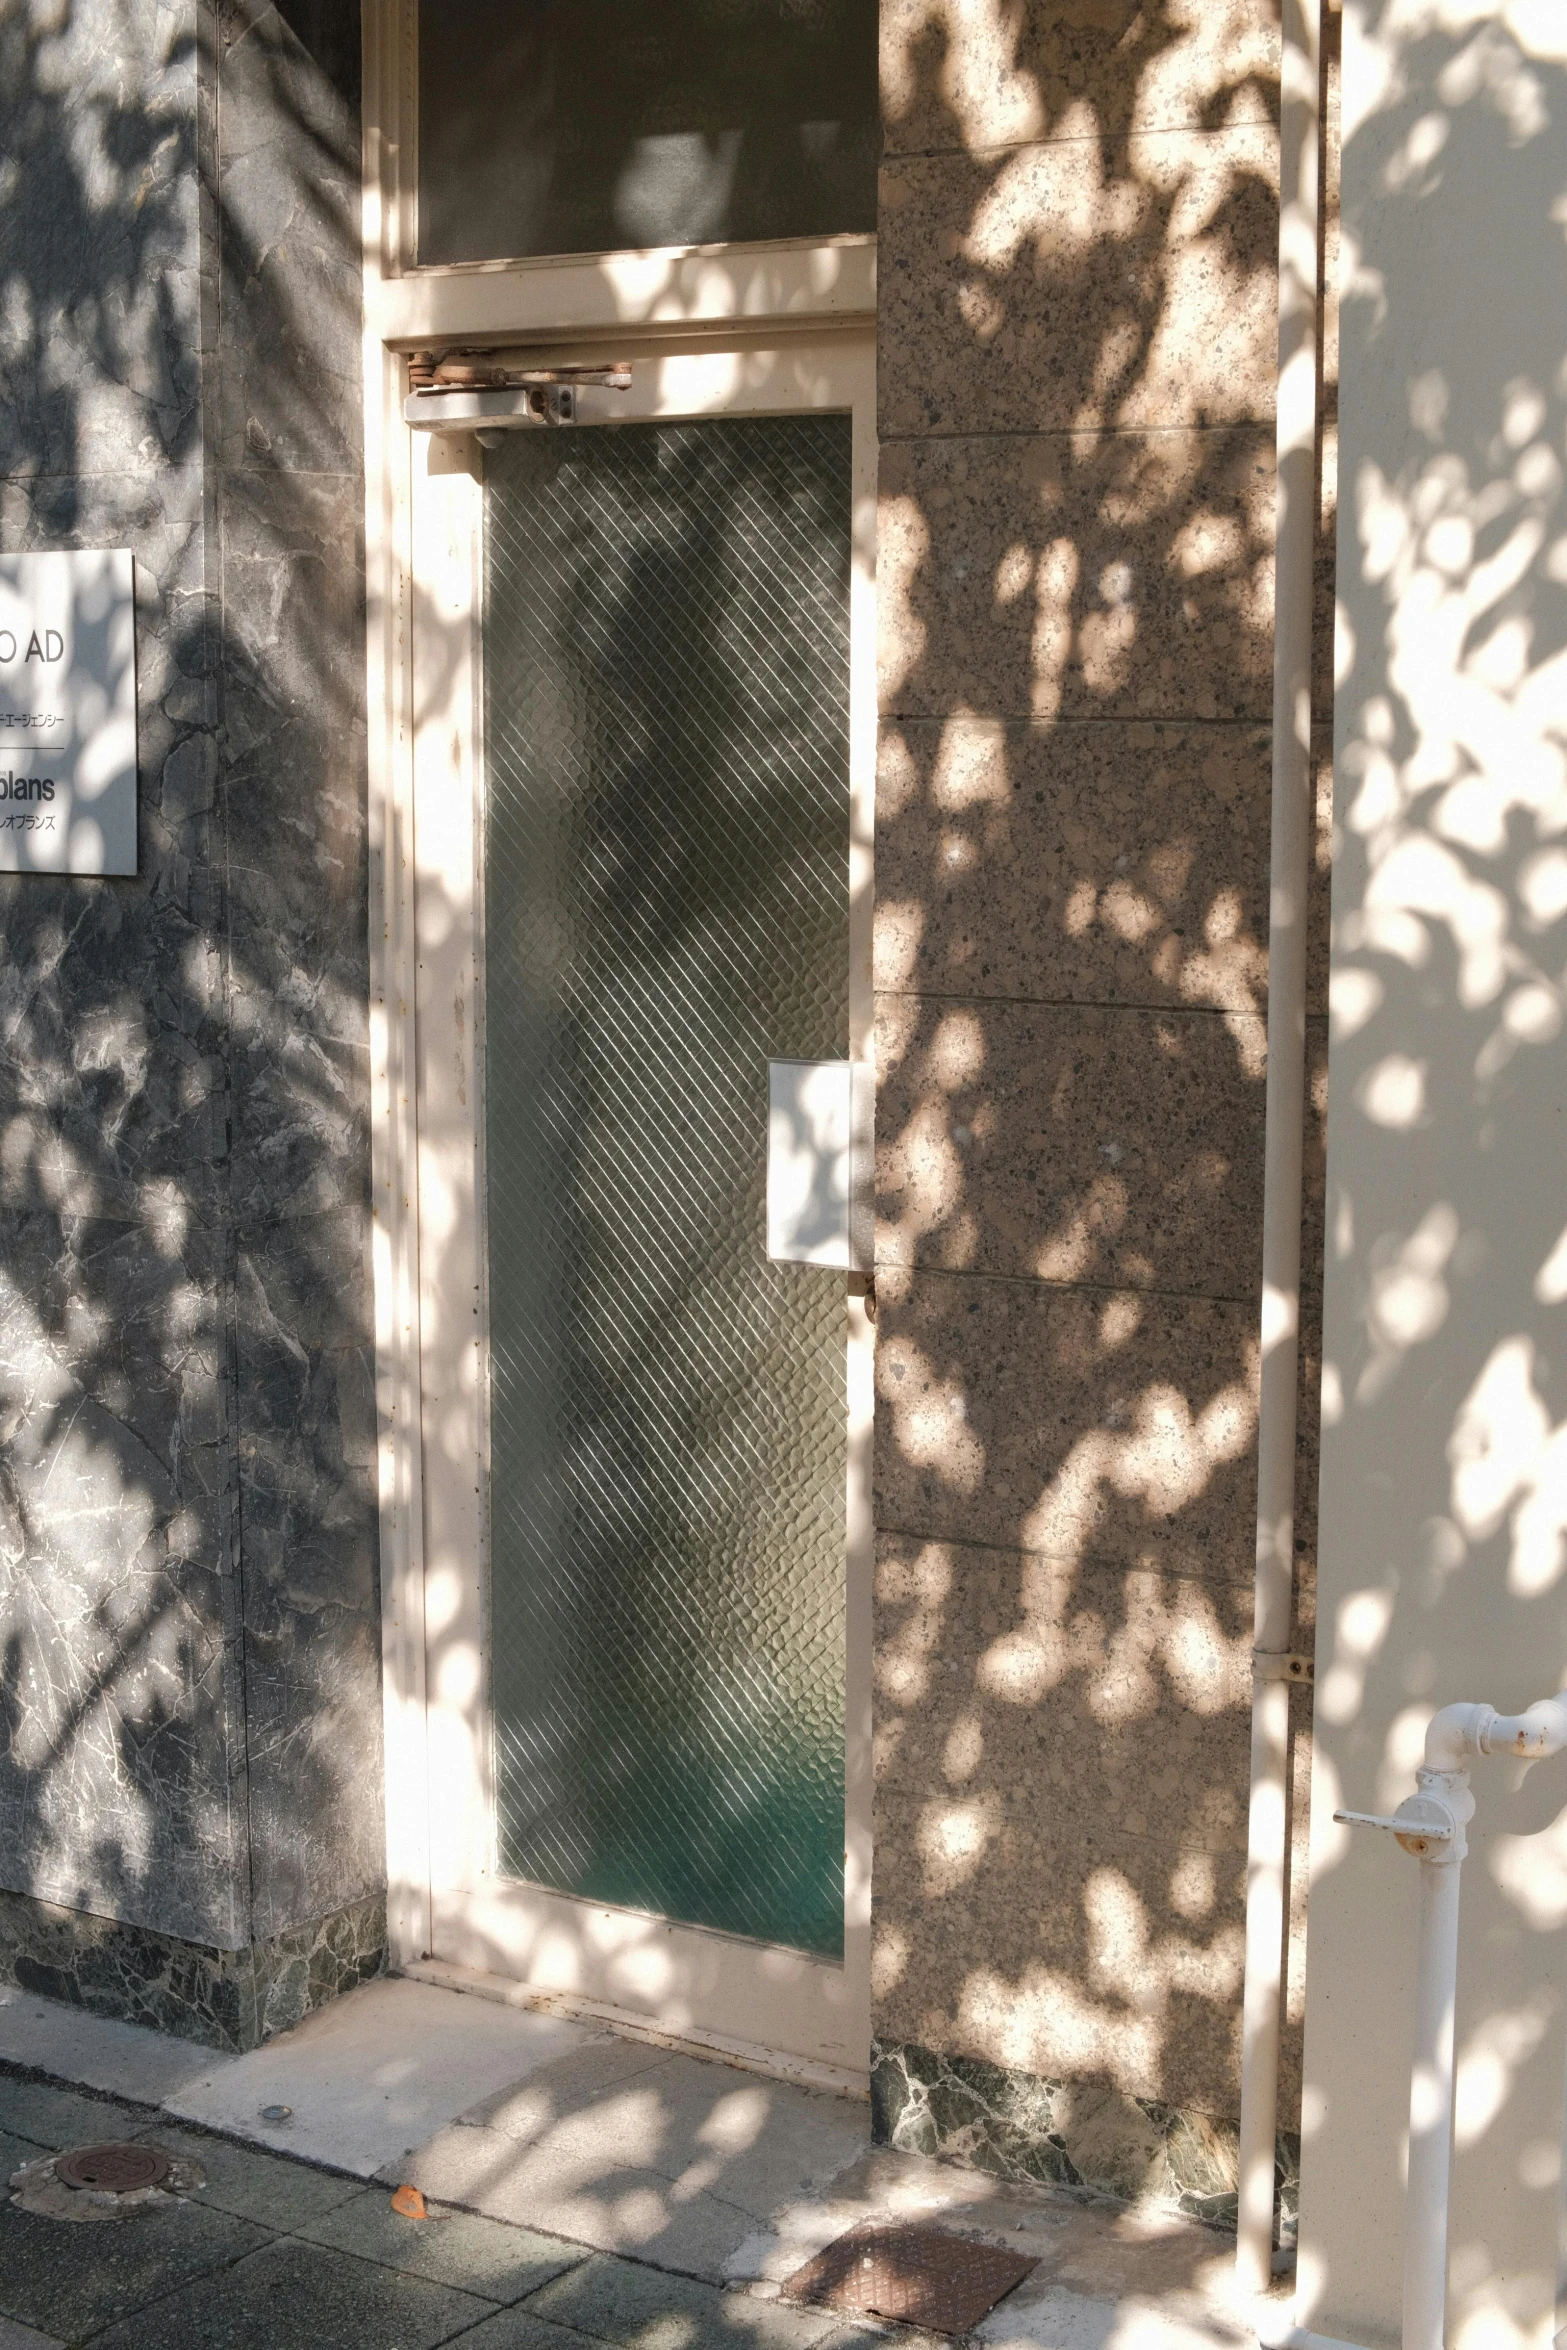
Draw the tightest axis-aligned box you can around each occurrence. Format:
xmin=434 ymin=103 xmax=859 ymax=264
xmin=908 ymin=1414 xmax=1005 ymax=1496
xmin=230 ymin=1220 xmax=379 ymax=1937
xmin=215 ymin=1 xmax=364 ymax=475
xmin=0 ymin=237 xmax=246 ymax=1937
xmin=0 ymin=0 xmax=379 ymax=1975
xmin=214 ymin=0 xmax=379 ymax=1936
xmin=0 ymin=0 xmax=205 ymax=481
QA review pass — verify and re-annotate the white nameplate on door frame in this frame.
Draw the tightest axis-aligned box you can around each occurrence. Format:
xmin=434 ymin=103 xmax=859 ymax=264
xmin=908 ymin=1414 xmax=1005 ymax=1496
xmin=0 ymin=550 xmax=137 ymax=876
xmin=767 ymin=1058 xmax=871 ymax=1269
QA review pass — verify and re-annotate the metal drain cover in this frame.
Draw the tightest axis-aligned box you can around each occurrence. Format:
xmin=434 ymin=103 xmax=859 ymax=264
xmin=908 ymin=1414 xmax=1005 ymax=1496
xmin=55 ymin=2144 xmax=171 ymax=2195
xmin=781 ymin=2220 xmax=1037 ymax=2334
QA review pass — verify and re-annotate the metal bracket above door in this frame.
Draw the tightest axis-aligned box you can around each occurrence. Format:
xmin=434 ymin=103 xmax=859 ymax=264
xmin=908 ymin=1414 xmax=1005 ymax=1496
xmin=403 ymin=353 xmax=631 ymax=435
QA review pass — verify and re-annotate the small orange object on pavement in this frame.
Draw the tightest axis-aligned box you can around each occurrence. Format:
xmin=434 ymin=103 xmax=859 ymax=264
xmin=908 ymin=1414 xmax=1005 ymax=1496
xmin=390 ymin=2184 xmax=428 ymax=2219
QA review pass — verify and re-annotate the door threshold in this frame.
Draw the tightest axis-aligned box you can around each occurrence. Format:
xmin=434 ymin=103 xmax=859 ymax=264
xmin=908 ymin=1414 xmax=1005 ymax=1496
xmin=401 ymin=1956 xmax=870 ymax=2101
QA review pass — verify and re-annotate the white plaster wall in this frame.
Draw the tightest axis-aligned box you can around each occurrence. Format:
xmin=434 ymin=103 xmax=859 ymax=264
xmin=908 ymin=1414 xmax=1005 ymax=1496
xmin=1300 ymin=8 xmax=1567 ymax=2349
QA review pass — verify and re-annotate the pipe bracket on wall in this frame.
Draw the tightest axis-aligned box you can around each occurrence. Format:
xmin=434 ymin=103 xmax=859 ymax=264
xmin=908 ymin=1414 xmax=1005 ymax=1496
xmin=1252 ymin=1651 xmax=1314 ymax=1684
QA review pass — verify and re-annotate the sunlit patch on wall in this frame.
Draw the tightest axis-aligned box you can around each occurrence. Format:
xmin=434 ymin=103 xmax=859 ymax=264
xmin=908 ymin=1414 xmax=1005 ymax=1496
xmin=1169 ymin=1849 xmax=1216 ymax=1922
xmin=918 ymin=1793 xmax=1000 ymax=1895
xmin=1019 ymin=1369 xmax=1256 ymax=1564
xmin=1316 ymin=1585 xmax=1395 ymax=1728
xmin=941 ymin=1714 xmax=984 ymax=1784
xmin=1491 ymin=1800 xmax=1567 ymax=1930
xmin=1452 ymin=1993 xmax=1554 ymax=2150
xmin=1356 ymin=1050 xmax=1428 ymax=1127
xmin=872 ymin=1924 xmax=910 ymax=1998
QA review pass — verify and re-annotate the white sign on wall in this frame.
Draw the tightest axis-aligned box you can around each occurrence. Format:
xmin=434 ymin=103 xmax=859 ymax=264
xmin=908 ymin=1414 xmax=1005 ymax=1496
xmin=766 ymin=1059 xmax=871 ymax=1269
xmin=0 ymin=550 xmax=137 ymax=876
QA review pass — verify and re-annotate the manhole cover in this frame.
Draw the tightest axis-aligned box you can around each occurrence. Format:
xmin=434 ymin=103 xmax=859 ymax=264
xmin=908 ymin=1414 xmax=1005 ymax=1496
xmin=782 ymin=2221 xmax=1037 ymax=2335
xmin=55 ymin=2144 xmax=171 ymax=2195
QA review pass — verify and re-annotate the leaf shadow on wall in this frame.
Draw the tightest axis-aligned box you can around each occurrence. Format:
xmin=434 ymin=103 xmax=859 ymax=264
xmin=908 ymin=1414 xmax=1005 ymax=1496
xmin=867 ymin=0 xmax=1334 ymax=2205
xmin=0 ymin=0 xmax=380 ymax=2039
xmin=1293 ymin=4 xmax=1567 ymax=2335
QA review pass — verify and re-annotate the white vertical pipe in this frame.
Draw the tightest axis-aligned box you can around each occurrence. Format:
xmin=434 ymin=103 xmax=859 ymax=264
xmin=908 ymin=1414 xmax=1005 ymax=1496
xmin=1555 ymin=1997 xmax=1567 ymax=2345
xmin=1239 ymin=1669 xmax=1293 ymax=2283
xmin=1404 ymin=1855 xmax=1463 ymax=2350
xmin=1236 ymin=0 xmax=1322 ymax=2295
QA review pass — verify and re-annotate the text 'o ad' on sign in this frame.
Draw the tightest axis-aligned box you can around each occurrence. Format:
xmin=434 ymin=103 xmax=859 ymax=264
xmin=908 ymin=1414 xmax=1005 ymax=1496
xmin=0 ymin=550 xmax=137 ymax=876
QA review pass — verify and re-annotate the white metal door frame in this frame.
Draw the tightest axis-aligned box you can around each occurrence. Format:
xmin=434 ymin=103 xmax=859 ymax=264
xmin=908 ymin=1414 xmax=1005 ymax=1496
xmin=362 ymin=0 xmax=876 ymax=2087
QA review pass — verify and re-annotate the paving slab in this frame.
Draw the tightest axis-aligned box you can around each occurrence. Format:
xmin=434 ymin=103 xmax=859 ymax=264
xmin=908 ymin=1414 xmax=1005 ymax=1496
xmin=0 ymin=2138 xmax=43 ymax=2186
xmin=463 ymin=2036 xmax=674 ymax=2129
xmin=439 ymin=2312 xmax=608 ymax=2350
xmin=0 ymin=2317 xmax=61 ymax=2350
xmin=130 ymin=2118 xmax=366 ymax=2232
xmin=724 ymin=2146 xmax=1090 ymax=2292
xmin=390 ymin=2113 xmax=751 ymax=2268
xmin=85 ymin=2232 xmax=500 ymax=2350
xmin=0 ymin=1988 xmax=222 ymax=2110
xmin=979 ymin=2285 xmax=1257 ymax=2350
xmin=398 ymin=2110 xmax=764 ymax=2278
xmin=976 ymin=2285 xmax=1126 ymax=2350
xmin=297 ymin=2185 xmax=586 ymax=2301
xmin=0 ymin=2079 xmax=148 ymax=2155
xmin=527 ymin=2250 xmax=872 ymax=2350
xmin=0 ymin=2185 xmax=268 ymax=2342
xmin=401 ymin=2039 xmax=871 ymax=2281
xmin=1028 ymin=2207 xmax=1237 ymax=2306
xmin=555 ymin=2051 xmax=869 ymax=2211
xmin=165 ymin=1976 xmax=598 ymax=2178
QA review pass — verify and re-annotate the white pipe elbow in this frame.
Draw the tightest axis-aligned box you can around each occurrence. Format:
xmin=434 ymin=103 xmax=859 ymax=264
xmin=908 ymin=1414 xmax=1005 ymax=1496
xmin=1421 ymin=1697 xmax=1567 ymax=1772
xmin=1482 ymin=1699 xmax=1567 ymax=1760
xmin=1423 ymin=1703 xmax=1494 ymax=1773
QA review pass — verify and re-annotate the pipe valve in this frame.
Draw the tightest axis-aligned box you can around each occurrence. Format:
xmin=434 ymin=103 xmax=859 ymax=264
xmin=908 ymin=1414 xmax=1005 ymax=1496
xmin=1333 ymin=1793 xmax=1459 ymax=1862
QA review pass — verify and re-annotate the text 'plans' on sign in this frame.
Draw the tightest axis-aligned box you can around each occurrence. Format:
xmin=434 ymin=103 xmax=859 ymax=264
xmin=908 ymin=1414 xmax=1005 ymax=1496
xmin=0 ymin=550 xmax=137 ymax=875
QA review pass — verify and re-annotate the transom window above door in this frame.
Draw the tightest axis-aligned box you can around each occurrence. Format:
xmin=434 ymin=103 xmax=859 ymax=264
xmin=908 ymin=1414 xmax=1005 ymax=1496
xmin=416 ymin=0 xmax=880 ymax=268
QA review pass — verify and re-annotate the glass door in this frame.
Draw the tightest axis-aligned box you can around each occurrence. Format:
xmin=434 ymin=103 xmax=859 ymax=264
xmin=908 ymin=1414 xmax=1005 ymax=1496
xmin=482 ymin=415 xmax=851 ymax=1958
xmin=407 ymin=346 xmax=874 ymax=2077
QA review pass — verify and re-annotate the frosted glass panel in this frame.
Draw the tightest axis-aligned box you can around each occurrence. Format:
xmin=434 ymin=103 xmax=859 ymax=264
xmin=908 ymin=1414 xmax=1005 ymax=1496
xmin=482 ymin=417 xmax=851 ymax=1957
xmin=418 ymin=0 xmax=878 ymax=266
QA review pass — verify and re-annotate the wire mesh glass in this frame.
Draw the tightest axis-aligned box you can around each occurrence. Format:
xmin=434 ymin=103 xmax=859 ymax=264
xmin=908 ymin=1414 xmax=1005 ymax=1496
xmin=482 ymin=415 xmax=851 ymax=1958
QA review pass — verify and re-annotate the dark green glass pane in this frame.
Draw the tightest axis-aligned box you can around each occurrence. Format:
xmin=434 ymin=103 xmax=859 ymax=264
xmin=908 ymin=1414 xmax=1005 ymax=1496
xmin=418 ymin=1 xmax=878 ymax=266
xmin=482 ymin=417 xmax=850 ymax=1958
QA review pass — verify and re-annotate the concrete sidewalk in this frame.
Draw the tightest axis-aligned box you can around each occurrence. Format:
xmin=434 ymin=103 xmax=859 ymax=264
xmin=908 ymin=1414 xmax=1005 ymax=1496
xmin=0 ymin=1976 xmax=1285 ymax=2350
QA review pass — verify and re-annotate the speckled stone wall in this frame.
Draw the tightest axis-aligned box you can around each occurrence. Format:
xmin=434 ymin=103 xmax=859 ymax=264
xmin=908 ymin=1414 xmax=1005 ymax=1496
xmin=0 ymin=0 xmax=381 ymax=2043
xmin=871 ymin=0 xmax=1335 ymax=2195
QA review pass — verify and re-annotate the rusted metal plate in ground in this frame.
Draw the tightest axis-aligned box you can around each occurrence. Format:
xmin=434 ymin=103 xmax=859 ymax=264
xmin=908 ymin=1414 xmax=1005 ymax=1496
xmin=55 ymin=2144 xmax=171 ymax=2194
xmin=781 ymin=2220 xmax=1037 ymax=2333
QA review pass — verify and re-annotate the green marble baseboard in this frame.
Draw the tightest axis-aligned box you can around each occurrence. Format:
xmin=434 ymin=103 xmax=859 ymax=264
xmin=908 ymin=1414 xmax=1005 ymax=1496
xmin=871 ymin=2038 xmax=1299 ymax=2241
xmin=0 ymin=1888 xmax=385 ymax=2053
